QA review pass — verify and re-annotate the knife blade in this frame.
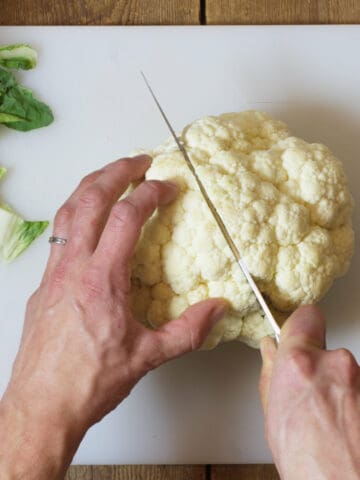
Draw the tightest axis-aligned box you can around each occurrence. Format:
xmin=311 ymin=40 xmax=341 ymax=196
xmin=141 ymin=71 xmax=281 ymax=343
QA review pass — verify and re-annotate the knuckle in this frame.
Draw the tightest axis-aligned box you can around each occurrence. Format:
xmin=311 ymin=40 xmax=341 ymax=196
xmin=111 ymin=198 xmax=139 ymax=227
xmin=137 ymin=335 xmax=165 ymax=372
xmin=335 ymin=348 xmax=355 ymax=365
xmin=178 ymin=312 xmax=202 ymax=351
xmin=79 ymin=185 xmax=107 ymax=210
xmin=154 ymin=315 xmax=199 ymax=360
xmin=110 ymin=158 xmax=133 ymax=178
xmin=80 ymin=266 xmax=106 ymax=302
xmin=26 ymin=290 xmax=39 ymax=311
xmin=143 ymin=180 xmax=161 ymax=197
xmin=79 ymin=170 xmax=104 ymax=188
xmin=54 ymin=204 xmax=74 ymax=230
xmin=50 ymin=258 xmax=70 ymax=288
xmin=286 ymin=348 xmax=315 ymax=381
xmin=118 ymin=158 xmax=132 ymax=170
xmin=189 ymin=329 xmax=203 ymax=350
xmin=332 ymin=348 xmax=358 ymax=382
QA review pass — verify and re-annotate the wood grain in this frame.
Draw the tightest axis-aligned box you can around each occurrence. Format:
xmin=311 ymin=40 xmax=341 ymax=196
xmin=65 ymin=465 xmax=280 ymax=479
xmin=65 ymin=466 xmax=92 ymax=480
xmin=66 ymin=465 xmax=206 ymax=479
xmin=0 ymin=0 xmax=200 ymax=25
xmin=206 ymin=0 xmax=360 ymax=24
xmin=212 ymin=465 xmax=280 ymax=480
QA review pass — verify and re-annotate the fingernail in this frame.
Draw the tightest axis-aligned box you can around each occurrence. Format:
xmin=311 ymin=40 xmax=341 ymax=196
xmin=163 ymin=180 xmax=179 ymax=191
xmin=210 ymin=303 xmax=228 ymax=325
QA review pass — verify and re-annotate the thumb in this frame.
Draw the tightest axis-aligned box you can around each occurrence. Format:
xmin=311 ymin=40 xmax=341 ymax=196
xmin=259 ymin=336 xmax=277 ymax=413
xmin=155 ymin=298 xmax=228 ymax=361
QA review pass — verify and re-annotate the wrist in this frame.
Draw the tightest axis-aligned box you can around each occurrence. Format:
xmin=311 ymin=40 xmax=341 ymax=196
xmin=273 ymin=449 xmax=360 ymax=480
xmin=0 ymin=390 xmax=86 ymax=480
xmin=275 ymin=458 xmax=329 ymax=480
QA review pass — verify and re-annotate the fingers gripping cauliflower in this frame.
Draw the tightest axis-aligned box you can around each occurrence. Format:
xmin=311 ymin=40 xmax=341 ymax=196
xmin=131 ymin=111 xmax=354 ymax=348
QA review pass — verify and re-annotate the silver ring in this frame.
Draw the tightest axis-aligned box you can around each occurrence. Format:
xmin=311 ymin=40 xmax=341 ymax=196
xmin=49 ymin=236 xmax=68 ymax=246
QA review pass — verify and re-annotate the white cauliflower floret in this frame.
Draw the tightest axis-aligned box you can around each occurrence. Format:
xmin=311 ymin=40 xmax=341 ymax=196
xmin=130 ymin=111 xmax=354 ymax=349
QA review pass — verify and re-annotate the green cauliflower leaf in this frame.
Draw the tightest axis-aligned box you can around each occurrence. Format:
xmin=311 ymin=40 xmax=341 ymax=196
xmin=0 ymin=67 xmax=53 ymax=131
xmin=0 ymin=44 xmax=37 ymax=70
xmin=0 ymin=168 xmax=48 ymax=262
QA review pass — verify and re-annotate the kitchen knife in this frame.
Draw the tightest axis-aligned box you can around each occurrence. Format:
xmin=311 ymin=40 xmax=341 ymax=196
xmin=141 ymin=71 xmax=281 ymax=343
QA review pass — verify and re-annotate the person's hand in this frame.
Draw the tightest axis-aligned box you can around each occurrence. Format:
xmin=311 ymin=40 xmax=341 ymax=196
xmin=259 ymin=305 xmax=360 ymax=480
xmin=0 ymin=155 xmax=227 ymax=480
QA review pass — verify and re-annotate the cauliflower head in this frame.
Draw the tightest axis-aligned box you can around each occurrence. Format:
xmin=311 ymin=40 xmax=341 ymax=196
xmin=130 ymin=111 xmax=354 ymax=349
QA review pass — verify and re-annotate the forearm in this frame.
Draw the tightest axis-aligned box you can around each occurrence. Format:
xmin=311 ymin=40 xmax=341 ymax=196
xmin=0 ymin=393 xmax=84 ymax=480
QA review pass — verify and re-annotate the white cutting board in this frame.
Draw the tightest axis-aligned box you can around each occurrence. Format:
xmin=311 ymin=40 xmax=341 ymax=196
xmin=0 ymin=26 xmax=359 ymax=464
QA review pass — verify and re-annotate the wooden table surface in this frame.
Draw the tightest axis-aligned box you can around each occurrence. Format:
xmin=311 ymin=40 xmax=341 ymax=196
xmin=1 ymin=1 xmax=358 ymax=479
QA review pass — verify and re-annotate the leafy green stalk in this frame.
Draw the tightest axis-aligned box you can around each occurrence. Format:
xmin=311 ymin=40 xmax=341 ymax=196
xmin=0 ymin=168 xmax=49 ymax=262
xmin=0 ymin=67 xmax=54 ymax=131
xmin=0 ymin=44 xmax=52 ymax=263
xmin=0 ymin=44 xmax=37 ymax=70
xmin=0 ymin=112 xmax=23 ymax=123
